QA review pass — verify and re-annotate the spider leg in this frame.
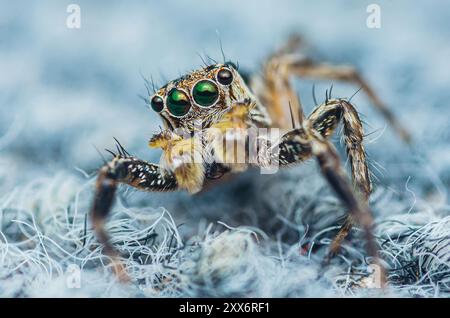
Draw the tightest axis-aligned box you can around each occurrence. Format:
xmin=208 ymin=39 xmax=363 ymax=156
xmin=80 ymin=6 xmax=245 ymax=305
xmin=305 ymin=99 xmax=372 ymax=260
xmin=251 ymin=53 xmax=305 ymax=130
xmin=257 ymin=118 xmax=385 ymax=285
xmin=308 ymin=132 xmax=385 ymax=286
xmin=254 ymin=33 xmax=411 ymax=143
xmin=307 ymin=99 xmax=371 ymax=198
xmin=250 ymin=34 xmax=309 ymax=130
xmin=284 ymin=58 xmax=411 ymax=143
xmin=90 ymin=155 xmax=178 ymax=281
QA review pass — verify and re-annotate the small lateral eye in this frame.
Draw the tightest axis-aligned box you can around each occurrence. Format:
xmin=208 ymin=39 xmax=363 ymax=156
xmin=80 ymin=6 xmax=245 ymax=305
xmin=150 ymin=95 xmax=164 ymax=112
xmin=167 ymin=88 xmax=191 ymax=117
xmin=193 ymin=80 xmax=219 ymax=107
xmin=216 ymin=68 xmax=233 ymax=85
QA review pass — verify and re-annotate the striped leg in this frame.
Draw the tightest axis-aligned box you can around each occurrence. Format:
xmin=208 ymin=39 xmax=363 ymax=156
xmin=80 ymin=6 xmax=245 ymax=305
xmin=309 ymin=132 xmax=384 ymax=285
xmin=307 ymin=99 xmax=371 ymax=198
xmin=258 ymin=99 xmax=385 ymax=284
xmin=305 ymin=99 xmax=372 ymax=260
xmin=258 ymin=125 xmax=384 ymax=285
xmin=90 ymin=154 xmax=177 ymax=281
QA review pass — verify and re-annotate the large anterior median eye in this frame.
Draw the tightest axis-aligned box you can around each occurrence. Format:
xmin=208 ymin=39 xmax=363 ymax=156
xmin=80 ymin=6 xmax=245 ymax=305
xmin=166 ymin=88 xmax=191 ymax=117
xmin=192 ymin=80 xmax=219 ymax=107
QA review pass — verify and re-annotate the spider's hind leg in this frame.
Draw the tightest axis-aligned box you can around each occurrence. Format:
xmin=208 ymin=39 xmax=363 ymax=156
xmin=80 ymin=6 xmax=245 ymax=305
xmin=254 ymin=34 xmax=411 ymax=143
xmin=90 ymin=154 xmax=178 ymax=281
xmin=285 ymin=58 xmax=411 ymax=143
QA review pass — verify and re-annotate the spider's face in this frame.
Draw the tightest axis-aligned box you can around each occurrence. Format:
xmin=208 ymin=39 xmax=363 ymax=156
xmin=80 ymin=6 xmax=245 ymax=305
xmin=149 ymin=63 xmax=252 ymax=131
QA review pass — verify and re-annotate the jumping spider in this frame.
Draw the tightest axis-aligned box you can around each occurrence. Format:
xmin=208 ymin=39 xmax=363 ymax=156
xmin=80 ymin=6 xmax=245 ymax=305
xmin=90 ymin=35 xmax=410 ymax=284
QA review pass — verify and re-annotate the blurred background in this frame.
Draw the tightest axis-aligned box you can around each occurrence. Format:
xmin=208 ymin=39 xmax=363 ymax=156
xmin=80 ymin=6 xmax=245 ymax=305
xmin=0 ymin=0 xmax=449 ymax=297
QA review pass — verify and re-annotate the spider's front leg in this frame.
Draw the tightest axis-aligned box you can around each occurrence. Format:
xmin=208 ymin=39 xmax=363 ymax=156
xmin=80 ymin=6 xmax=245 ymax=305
xmin=90 ymin=153 xmax=178 ymax=281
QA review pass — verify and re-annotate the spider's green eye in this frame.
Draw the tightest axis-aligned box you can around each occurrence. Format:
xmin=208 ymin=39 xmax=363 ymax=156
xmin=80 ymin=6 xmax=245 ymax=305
xmin=192 ymin=80 xmax=219 ymax=107
xmin=167 ymin=89 xmax=191 ymax=117
xmin=150 ymin=95 xmax=164 ymax=112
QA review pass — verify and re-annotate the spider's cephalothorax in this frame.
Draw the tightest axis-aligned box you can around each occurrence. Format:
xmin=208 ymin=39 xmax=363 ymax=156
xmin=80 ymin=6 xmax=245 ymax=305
xmin=149 ymin=62 xmax=270 ymax=132
xmin=90 ymin=35 xmax=412 ymax=284
xmin=146 ymin=62 xmax=272 ymax=193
